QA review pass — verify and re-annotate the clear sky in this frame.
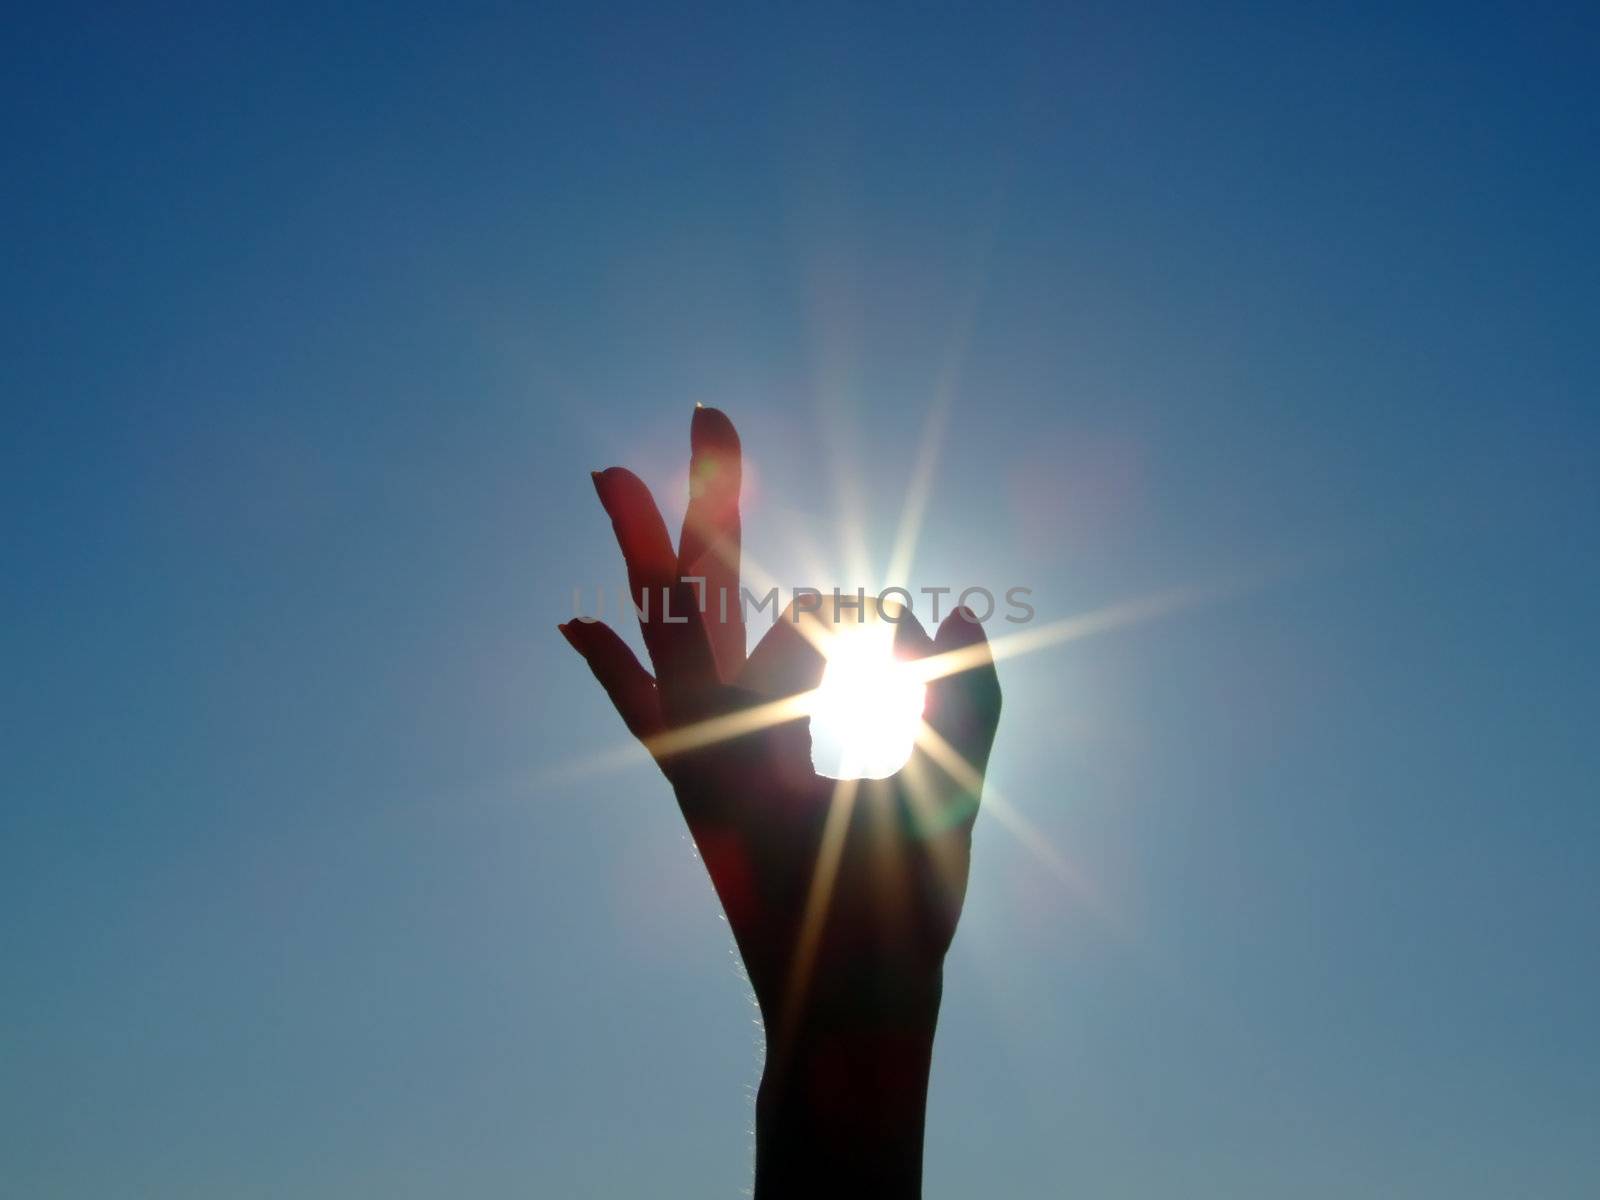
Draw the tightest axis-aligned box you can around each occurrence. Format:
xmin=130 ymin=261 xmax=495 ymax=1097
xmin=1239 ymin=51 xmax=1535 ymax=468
xmin=3 ymin=3 xmax=1597 ymax=1196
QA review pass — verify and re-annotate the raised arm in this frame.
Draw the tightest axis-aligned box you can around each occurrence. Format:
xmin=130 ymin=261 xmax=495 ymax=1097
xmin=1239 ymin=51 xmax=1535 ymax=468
xmin=559 ymin=407 xmax=1001 ymax=1197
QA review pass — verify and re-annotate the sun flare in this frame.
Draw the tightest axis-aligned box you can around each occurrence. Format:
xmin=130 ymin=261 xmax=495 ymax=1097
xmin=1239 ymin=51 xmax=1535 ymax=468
xmin=807 ymin=621 xmax=927 ymax=780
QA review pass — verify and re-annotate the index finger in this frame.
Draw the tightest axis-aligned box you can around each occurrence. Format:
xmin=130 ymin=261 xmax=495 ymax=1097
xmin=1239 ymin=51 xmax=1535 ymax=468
xmin=592 ymin=466 xmax=717 ymax=708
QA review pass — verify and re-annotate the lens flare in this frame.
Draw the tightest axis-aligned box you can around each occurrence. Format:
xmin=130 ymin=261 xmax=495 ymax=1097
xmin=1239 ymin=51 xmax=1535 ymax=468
xmin=807 ymin=622 xmax=927 ymax=779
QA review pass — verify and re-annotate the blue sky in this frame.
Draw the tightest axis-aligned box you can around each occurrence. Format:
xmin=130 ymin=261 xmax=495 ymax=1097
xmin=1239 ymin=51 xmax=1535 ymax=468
xmin=3 ymin=2 xmax=1597 ymax=1196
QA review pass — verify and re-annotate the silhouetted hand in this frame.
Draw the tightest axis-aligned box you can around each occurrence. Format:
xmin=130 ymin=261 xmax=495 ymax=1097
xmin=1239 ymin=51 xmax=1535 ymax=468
xmin=559 ymin=407 xmax=1001 ymax=1198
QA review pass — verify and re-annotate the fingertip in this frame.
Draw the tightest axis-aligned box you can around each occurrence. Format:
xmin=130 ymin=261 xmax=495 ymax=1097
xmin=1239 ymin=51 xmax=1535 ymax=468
xmin=936 ymin=606 xmax=991 ymax=651
xmin=557 ymin=622 xmax=581 ymax=652
xmin=690 ymin=405 xmax=740 ymax=454
xmin=595 ymin=465 xmax=647 ymax=494
xmin=890 ymin=605 xmax=935 ymax=657
xmin=592 ymin=466 xmax=656 ymax=522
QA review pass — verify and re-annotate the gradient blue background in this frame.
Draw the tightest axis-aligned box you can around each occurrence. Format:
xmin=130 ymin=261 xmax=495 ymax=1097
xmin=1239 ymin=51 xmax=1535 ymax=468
xmin=4 ymin=3 xmax=1597 ymax=1196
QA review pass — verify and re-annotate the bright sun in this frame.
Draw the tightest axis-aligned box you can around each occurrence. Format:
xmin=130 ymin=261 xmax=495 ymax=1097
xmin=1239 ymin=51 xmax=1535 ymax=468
xmin=808 ymin=621 xmax=927 ymax=780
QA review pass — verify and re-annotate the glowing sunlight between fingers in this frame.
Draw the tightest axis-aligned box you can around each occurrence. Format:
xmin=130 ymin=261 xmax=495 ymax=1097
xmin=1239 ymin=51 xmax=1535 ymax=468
xmin=807 ymin=621 xmax=927 ymax=780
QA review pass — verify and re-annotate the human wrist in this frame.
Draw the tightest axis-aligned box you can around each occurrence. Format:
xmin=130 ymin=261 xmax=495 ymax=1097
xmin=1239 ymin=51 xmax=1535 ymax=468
xmin=753 ymin=971 xmax=942 ymax=1198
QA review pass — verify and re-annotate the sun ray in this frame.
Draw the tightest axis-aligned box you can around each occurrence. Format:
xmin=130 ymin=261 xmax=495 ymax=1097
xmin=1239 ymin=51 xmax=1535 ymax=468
xmin=643 ymin=691 xmax=817 ymax=759
xmin=908 ymin=574 xmax=1261 ymax=689
xmin=882 ymin=391 xmax=950 ymax=590
xmin=818 ymin=393 xmax=875 ymax=588
xmin=979 ymin=788 xmax=1116 ymax=927
xmin=897 ymin=749 xmax=971 ymax=897
xmin=774 ymin=510 xmax=835 ymax=594
xmin=910 ymin=720 xmax=984 ymax=796
xmin=777 ymin=775 xmax=858 ymax=1050
xmin=545 ymin=569 xmax=1276 ymax=788
xmin=880 ymin=183 xmax=999 ymax=591
xmin=913 ymin=722 xmax=1115 ymax=927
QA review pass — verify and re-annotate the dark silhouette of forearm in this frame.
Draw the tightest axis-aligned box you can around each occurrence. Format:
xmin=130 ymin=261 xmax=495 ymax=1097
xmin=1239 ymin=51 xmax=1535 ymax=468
xmin=754 ymin=982 xmax=941 ymax=1199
